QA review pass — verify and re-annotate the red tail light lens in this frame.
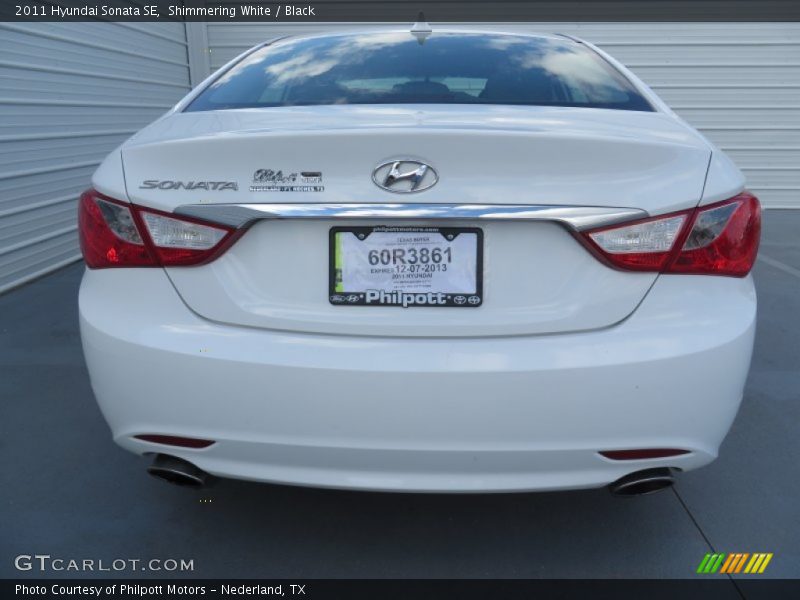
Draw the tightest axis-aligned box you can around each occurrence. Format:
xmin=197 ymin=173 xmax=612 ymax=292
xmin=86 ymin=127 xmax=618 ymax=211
xmin=580 ymin=192 xmax=760 ymax=277
xmin=78 ymin=190 xmax=157 ymax=268
xmin=669 ymin=193 xmax=761 ymax=277
xmin=78 ymin=189 xmax=240 ymax=268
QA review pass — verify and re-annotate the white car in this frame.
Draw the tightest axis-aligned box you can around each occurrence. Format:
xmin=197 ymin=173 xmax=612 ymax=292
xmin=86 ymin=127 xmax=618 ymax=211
xmin=78 ymin=28 xmax=761 ymax=495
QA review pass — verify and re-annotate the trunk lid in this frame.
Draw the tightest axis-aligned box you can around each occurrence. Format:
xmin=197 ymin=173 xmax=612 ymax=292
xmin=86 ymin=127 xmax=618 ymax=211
xmin=121 ymin=105 xmax=711 ymax=337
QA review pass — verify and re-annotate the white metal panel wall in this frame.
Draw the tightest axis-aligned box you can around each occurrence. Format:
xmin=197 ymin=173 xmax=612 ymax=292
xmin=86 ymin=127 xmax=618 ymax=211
xmin=0 ymin=21 xmax=192 ymax=293
xmin=204 ymin=22 xmax=800 ymax=209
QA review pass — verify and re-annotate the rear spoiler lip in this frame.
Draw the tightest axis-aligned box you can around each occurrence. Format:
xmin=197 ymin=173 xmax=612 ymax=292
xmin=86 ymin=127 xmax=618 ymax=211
xmin=173 ymin=203 xmax=648 ymax=232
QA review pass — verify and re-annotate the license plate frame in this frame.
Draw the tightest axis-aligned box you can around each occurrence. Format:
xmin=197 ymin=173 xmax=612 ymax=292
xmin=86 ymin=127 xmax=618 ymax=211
xmin=329 ymin=225 xmax=483 ymax=308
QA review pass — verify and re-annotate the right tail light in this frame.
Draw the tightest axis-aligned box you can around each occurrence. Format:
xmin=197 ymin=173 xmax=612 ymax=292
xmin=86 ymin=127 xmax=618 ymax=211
xmin=580 ymin=192 xmax=761 ymax=277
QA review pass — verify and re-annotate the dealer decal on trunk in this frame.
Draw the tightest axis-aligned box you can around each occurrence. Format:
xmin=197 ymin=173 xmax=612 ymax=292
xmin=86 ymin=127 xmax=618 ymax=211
xmin=250 ymin=169 xmax=324 ymax=192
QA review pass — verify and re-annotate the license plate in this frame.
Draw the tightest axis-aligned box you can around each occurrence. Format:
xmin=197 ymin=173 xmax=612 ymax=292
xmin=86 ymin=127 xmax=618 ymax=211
xmin=329 ymin=226 xmax=483 ymax=308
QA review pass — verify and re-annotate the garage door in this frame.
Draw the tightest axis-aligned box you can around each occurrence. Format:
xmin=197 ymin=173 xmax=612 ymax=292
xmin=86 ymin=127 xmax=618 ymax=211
xmin=0 ymin=22 xmax=192 ymax=293
xmin=205 ymin=22 xmax=800 ymax=209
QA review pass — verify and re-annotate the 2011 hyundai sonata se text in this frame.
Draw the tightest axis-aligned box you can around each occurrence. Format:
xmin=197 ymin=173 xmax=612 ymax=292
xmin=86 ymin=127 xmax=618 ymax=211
xmin=78 ymin=28 xmax=761 ymax=495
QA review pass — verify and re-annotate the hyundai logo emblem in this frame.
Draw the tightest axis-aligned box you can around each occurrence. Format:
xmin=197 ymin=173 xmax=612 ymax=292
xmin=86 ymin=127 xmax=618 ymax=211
xmin=372 ymin=160 xmax=438 ymax=193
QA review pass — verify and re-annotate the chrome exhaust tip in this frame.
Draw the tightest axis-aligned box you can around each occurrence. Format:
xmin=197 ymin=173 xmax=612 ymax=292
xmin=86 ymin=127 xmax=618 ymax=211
xmin=609 ymin=467 xmax=675 ymax=497
xmin=147 ymin=454 xmax=210 ymax=488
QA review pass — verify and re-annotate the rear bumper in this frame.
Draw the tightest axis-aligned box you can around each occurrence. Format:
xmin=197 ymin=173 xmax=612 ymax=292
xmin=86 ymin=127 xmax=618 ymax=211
xmin=79 ymin=268 xmax=756 ymax=492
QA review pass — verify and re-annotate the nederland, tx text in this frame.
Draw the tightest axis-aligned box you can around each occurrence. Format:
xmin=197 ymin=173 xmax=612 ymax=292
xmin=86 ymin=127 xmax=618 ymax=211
xmin=15 ymin=584 xmax=305 ymax=596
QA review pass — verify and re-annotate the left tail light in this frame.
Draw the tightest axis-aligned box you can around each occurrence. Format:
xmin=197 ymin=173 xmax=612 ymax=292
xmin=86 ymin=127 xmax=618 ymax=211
xmin=579 ymin=192 xmax=761 ymax=277
xmin=78 ymin=189 xmax=240 ymax=268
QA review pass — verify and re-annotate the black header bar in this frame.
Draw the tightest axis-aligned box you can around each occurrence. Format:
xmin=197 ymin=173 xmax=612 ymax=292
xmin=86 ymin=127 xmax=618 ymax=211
xmin=2 ymin=0 xmax=800 ymax=22
xmin=5 ymin=579 xmax=800 ymax=600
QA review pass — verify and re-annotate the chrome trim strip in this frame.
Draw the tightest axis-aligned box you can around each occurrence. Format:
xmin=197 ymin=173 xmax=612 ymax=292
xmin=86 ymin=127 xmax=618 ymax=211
xmin=174 ymin=203 xmax=648 ymax=232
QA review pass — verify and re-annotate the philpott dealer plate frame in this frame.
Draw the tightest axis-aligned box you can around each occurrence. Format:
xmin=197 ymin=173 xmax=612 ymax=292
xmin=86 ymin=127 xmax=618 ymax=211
xmin=329 ymin=225 xmax=484 ymax=308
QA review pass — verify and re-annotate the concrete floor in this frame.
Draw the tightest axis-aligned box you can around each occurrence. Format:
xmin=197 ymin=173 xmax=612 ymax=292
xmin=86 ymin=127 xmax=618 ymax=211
xmin=1 ymin=210 xmax=798 ymax=584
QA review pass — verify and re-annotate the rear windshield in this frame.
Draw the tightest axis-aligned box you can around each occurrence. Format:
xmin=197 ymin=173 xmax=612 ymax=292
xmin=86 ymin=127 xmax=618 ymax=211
xmin=186 ymin=32 xmax=653 ymax=112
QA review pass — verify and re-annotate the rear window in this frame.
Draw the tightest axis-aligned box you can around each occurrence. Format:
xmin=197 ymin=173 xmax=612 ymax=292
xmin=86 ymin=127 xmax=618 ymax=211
xmin=186 ymin=32 xmax=653 ymax=112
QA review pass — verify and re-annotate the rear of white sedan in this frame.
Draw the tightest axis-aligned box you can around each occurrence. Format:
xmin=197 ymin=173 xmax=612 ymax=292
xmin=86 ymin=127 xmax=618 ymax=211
xmin=78 ymin=30 xmax=760 ymax=494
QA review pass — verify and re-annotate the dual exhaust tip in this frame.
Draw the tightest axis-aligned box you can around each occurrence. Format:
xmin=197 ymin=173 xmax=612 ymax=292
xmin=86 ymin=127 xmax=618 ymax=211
xmin=147 ymin=454 xmax=676 ymax=497
xmin=608 ymin=467 xmax=676 ymax=497
xmin=147 ymin=454 xmax=211 ymax=488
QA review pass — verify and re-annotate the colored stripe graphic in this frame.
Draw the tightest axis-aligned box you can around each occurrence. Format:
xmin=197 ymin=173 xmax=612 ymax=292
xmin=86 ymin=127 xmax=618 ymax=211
xmin=720 ymin=554 xmax=736 ymax=574
xmin=697 ymin=553 xmax=727 ymax=573
xmin=698 ymin=552 xmax=773 ymax=575
xmin=734 ymin=553 xmax=750 ymax=573
xmin=721 ymin=553 xmax=750 ymax=574
xmin=759 ymin=553 xmax=773 ymax=573
xmin=746 ymin=553 xmax=774 ymax=574
xmin=710 ymin=554 xmax=726 ymax=573
xmin=744 ymin=554 xmax=760 ymax=573
xmin=697 ymin=554 xmax=713 ymax=574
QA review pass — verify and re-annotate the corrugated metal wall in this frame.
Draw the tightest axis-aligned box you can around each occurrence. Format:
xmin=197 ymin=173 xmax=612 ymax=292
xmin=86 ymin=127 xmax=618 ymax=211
xmin=0 ymin=22 xmax=192 ymax=293
xmin=205 ymin=22 xmax=800 ymax=209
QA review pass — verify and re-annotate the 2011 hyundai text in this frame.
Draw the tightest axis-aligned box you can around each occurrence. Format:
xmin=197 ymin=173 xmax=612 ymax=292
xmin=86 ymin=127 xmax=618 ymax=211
xmin=78 ymin=26 xmax=761 ymax=495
